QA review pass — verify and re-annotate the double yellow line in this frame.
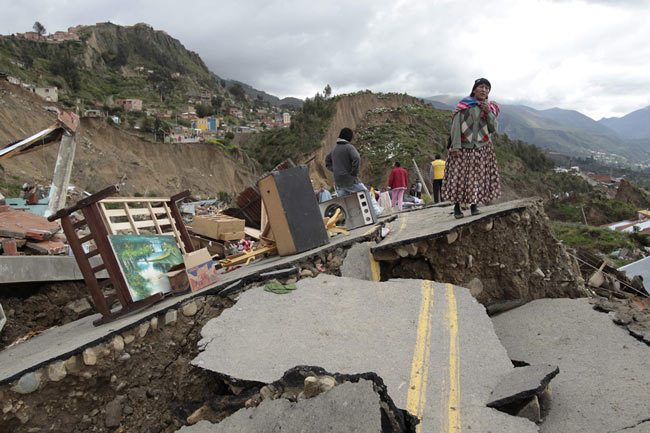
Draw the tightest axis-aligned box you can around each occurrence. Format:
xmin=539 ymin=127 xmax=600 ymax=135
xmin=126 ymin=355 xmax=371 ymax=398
xmin=407 ymin=282 xmax=461 ymax=432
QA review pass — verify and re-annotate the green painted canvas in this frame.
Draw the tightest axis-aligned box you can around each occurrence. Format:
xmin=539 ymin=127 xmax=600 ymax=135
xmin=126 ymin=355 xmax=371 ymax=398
xmin=109 ymin=234 xmax=184 ymax=301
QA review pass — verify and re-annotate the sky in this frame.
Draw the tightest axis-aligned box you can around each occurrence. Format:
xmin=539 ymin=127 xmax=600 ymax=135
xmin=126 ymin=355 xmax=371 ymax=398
xmin=3 ymin=0 xmax=650 ymax=120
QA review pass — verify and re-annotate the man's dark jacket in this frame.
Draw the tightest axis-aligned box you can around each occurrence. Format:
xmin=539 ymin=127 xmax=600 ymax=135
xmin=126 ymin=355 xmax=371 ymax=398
xmin=325 ymin=138 xmax=361 ymax=188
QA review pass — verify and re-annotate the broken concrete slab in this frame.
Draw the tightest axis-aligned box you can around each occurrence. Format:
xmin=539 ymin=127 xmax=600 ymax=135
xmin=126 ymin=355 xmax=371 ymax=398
xmin=0 ymin=255 xmax=107 ymax=283
xmin=176 ymin=380 xmax=382 ymax=433
xmin=487 ymin=364 xmax=559 ymax=409
xmin=0 ymin=205 xmax=60 ymax=240
xmin=192 ymin=274 xmax=538 ymax=432
xmin=492 ymin=298 xmax=650 ymax=433
xmin=340 ymin=242 xmax=379 ymax=281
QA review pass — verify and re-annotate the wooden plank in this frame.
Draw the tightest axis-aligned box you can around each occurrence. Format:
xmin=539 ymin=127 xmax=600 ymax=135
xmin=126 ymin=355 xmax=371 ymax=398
xmin=102 ymin=207 xmax=151 ymax=217
xmin=162 ymin=202 xmax=185 ymax=254
xmin=168 ymin=197 xmax=195 ymax=253
xmin=100 ymin=197 xmax=170 ymax=203
xmin=147 ymin=202 xmax=163 ymax=235
xmin=98 ymin=202 xmax=115 ymax=235
xmin=122 ymin=203 xmax=139 ymax=235
xmin=110 ymin=219 xmax=171 ymax=232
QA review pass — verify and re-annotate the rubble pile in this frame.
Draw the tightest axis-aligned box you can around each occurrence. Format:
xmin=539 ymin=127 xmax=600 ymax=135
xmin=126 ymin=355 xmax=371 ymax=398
xmin=0 ymin=205 xmax=66 ymax=255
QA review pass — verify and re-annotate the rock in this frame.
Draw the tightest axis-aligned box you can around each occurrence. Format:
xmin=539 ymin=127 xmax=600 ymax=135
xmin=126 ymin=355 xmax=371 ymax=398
xmin=64 ymin=355 xmax=81 ymax=373
xmin=610 ymin=311 xmax=632 ymax=326
xmin=517 ymin=395 xmax=541 ymax=423
xmin=318 ymin=376 xmax=337 ymax=393
xmin=303 ymin=376 xmax=320 ymax=398
xmin=2 ymin=400 xmax=12 ymax=414
xmin=164 ymin=309 xmax=177 ymax=325
xmin=11 ymin=371 xmax=42 ymax=394
xmin=138 ymin=322 xmax=150 ymax=338
xmin=83 ymin=348 xmax=97 ymax=366
xmin=509 ymin=213 xmax=521 ymax=224
xmin=533 ymin=268 xmax=546 ymax=278
xmin=372 ymin=249 xmax=400 ymax=261
xmin=416 ymin=241 xmax=429 ymax=255
xmin=300 ymin=269 xmax=314 ymax=278
xmin=123 ymin=405 xmax=134 ymax=415
xmin=123 ymin=333 xmax=135 ymax=344
xmin=467 ymin=278 xmax=484 ymax=298
xmin=280 ymin=391 xmax=295 ymax=401
xmin=447 ymin=232 xmax=459 ymax=244
xmin=187 ymin=404 xmax=212 ymax=425
xmin=16 ymin=410 xmax=29 ymax=424
xmin=119 ymin=353 xmax=131 ymax=361
xmin=66 ymin=298 xmax=92 ymax=315
xmin=244 ymin=394 xmax=262 ymax=408
xmin=182 ymin=302 xmax=198 ymax=317
xmin=395 ymin=243 xmax=417 ymax=257
xmin=150 ymin=317 xmax=159 ymax=331
xmin=484 ymin=220 xmax=494 ymax=231
xmin=285 ymin=277 xmax=297 ymax=285
xmin=105 ymin=398 xmax=122 ymax=428
xmin=260 ymin=385 xmax=276 ymax=400
xmin=487 ymin=364 xmax=559 ymax=409
xmin=468 ymin=254 xmax=473 ymax=269
xmin=539 ymin=384 xmax=552 ymax=414
xmin=112 ymin=336 xmax=125 ymax=352
xmin=297 ymin=391 xmax=306 ymax=401
xmin=47 ymin=361 xmax=67 ymax=382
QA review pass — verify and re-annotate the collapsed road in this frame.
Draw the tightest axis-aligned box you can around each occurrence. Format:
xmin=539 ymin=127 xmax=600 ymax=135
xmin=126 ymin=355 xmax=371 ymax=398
xmin=0 ymin=199 xmax=648 ymax=433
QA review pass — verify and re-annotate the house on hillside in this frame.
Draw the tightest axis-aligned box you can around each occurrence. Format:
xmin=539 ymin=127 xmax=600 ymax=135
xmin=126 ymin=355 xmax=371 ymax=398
xmin=28 ymin=85 xmax=58 ymax=102
xmin=83 ymin=109 xmax=104 ymax=118
xmin=114 ymin=98 xmax=142 ymax=111
xmin=283 ymin=112 xmax=291 ymax=125
xmin=607 ymin=211 xmax=650 ymax=235
xmin=229 ymin=108 xmax=243 ymax=120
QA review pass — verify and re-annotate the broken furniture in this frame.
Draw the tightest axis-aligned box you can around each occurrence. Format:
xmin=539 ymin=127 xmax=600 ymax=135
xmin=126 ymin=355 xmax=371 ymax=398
xmin=258 ymin=165 xmax=329 ymax=256
xmin=48 ymin=185 xmax=195 ymax=325
xmin=191 ymin=214 xmax=245 ymax=241
xmin=319 ymin=190 xmax=377 ymax=231
xmin=0 ymin=205 xmax=66 ymax=255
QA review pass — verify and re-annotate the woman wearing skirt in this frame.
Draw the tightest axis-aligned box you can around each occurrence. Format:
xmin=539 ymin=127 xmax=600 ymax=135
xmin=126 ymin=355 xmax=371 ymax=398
xmin=442 ymin=77 xmax=501 ymax=219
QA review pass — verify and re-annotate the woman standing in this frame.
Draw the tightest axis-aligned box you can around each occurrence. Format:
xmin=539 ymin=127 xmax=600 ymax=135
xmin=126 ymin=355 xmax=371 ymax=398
xmin=442 ymin=78 xmax=501 ymax=218
xmin=388 ymin=161 xmax=408 ymax=211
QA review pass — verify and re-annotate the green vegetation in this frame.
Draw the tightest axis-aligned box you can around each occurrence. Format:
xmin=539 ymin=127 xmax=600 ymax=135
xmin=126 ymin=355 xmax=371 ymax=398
xmin=545 ymin=196 xmax=637 ymax=225
xmin=243 ymin=93 xmax=336 ymax=169
xmin=551 ymin=221 xmax=649 ymax=267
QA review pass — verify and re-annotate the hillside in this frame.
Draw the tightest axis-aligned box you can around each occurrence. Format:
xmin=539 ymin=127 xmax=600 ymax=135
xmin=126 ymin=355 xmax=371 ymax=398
xmin=0 ymin=80 xmax=257 ymax=199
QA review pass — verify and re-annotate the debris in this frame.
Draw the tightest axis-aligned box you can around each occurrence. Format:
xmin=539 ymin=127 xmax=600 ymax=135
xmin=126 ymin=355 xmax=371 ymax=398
xmin=264 ymin=282 xmax=297 ymax=294
xmin=192 ymin=214 xmax=246 ymax=241
xmin=0 ymin=303 xmax=5 ymax=334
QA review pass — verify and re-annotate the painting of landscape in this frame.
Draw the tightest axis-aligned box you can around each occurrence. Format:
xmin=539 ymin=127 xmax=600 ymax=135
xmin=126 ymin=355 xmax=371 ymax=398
xmin=109 ymin=234 xmax=184 ymax=301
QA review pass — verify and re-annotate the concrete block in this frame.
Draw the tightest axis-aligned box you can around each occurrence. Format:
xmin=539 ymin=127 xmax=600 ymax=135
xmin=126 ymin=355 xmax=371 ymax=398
xmin=64 ymin=355 xmax=81 ymax=373
xmin=138 ymin=322 xmax=150 ymax=338
xmin=150 ymin=317 xmax=159 ymax=331
xmin=165 ymin=309 xmax=178 ymax=325
xmin=112 ymin=336 xmax=124 ymax=352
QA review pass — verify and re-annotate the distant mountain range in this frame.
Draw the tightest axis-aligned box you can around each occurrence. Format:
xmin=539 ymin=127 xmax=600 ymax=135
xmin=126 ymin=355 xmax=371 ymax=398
xmin=424 ymin=95 xmax=650 ymax=164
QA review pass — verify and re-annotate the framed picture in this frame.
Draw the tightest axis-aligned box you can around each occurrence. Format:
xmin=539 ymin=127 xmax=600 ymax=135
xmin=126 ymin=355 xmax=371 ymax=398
xmin=108 ymin=234 xmax=184 ymax=301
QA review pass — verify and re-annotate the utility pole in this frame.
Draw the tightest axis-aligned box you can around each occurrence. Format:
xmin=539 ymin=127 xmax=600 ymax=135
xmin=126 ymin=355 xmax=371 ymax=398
xmin=47 ymin=113 xmax=80 ymax=216
xmin=412 ymin=158 xmax=431 ymax=197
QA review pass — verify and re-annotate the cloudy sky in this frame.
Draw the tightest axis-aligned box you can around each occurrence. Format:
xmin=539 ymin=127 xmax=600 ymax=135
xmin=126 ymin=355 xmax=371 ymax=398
xmin=3 ymin=0 xmax=650 ymax=119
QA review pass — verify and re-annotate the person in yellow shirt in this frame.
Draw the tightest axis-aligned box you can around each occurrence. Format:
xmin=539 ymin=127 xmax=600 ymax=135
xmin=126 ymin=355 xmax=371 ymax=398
xmin=429 ymin=154 xmax=446 ymax=203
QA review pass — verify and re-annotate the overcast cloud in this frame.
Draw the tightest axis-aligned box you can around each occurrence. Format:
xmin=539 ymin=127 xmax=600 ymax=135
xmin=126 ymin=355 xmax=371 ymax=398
xmin=3 ymin=0 xmax=650 ymax=119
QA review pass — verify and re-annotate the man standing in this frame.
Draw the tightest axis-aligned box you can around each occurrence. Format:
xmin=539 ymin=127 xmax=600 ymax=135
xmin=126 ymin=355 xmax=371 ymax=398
xmin=325 ymin=128 xmax=366 ymax=197
xmin=430 ymin=154 xmax=446 ymax=203
xmin=415 ymin=179 xmax=422 ymax=198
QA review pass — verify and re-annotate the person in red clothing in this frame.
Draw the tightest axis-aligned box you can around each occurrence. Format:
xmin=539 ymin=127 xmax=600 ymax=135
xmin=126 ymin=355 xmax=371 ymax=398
xmin=388 ymin=161 xmax=408 ymax=211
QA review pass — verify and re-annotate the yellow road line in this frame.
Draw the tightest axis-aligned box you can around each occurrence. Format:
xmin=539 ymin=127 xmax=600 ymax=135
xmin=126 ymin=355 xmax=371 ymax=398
xmin=368 ymin=244 xmax=380 ymax=282
xmin=396 ymin=214 xmax=408 ymax=236
xmin=446 ymin=283 xmax=461 ymax=432
xmin=406 ymin=280 xmax=435 ymax=429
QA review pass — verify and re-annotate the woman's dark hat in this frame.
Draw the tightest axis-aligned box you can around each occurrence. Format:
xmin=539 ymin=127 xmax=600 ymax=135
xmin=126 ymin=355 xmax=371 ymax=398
xmin=472 ymin=78 xmax=491 ymax=94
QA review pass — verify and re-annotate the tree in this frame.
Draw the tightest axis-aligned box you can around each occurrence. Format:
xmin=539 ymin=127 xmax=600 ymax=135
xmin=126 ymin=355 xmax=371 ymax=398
xmin=228 ymin=83 xmax=246 ymax=101
xmin=33 ymin=22 xmax=46 ymax=38
xmin=211 ymin=95 xmax=223 ymax=112
xmin=195 ymin=103 xmax=213 ymax=118
xmin=324 ymin=84 xmax=332 ymax=99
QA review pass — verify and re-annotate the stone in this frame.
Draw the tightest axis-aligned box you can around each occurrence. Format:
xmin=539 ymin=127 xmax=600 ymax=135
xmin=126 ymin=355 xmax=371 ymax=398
xmin=297 ymin=391 xmax=306 ymax=401
xmin=447 ymin=232 xmax=459 ymax=244
xmin=371 ymin=249 xmax=400 ymax=261
xmin=47 ymin=361 xmax=67 ymax=382
xmin=83 ymin=348 xmax=97 ymax=366
xmin=105 ymin=398 xmax=122 ymax=428
xmin=484 ymin=220 xmax=494 ymax=231
xmin=304 ymin=376 xmax=320 ymax=398
xmin=280 ymin=391 xmax=295 ymax=401
xmin=150 ymin=317 xmax=159 ymax=331
xmin=66 ymin=298 xmax=92 ymax=315
xmin=187 ymin=404 xmax=212 ymax=425
xmin=11 ymin=371 xmax=42 ymax=394
xmin=468 ymin=278 xmax=484 ymax=298
xmin=285 ymin=277 xmax=297 ymax=285
xmin=245 ymin=394 xmax=262 ymax=408
xmin=300 ymin=269 xmax=314 ymax=278
xmin=119 ymin=353 xmax=131 ymax=361
xmin=539 ymin=384 xmax=552 ymax=414
xmin=165 ymin=309 xmax=178 ymax=325
xmin=123 ymin=333 xmax=135 ymax=344
xmin=318 ymin=376 xmax=336 ymax=393
xmin=260 ymin=385 xmax=276 ymax=400
xmin=517 ymin=395 xmax=541 ymax=423
xmin=509 ymin=213 xmax=521 ymax=224
xmin=468 ymin=254 xmax=473 ymax=269
xmin=182 ymin=302 xmax=198 ymax=317
xmin=123 ymin=405 xmax=134 ymax=415
xmin=64 ymin=356 xmax=81 ymax=373
xmin=2 ymin=400 xmax=12 ymax=414
xmin=138 ymin=322 xmax=150 ymax=338
xmin=533 ymin=268 xmax=545 ymax=278
xmin=416 ymin=241 xmax=429 ymax=255
xmin=112 ymin=336 xmax=125 ymax=352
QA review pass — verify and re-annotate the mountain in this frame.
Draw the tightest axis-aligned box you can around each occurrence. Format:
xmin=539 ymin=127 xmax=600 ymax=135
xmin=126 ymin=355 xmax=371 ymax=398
xmin=221 ymin=78 xmax=303 ymax=109
xmin=424 ymin=95 xmax=650 ymax=163
xmin=0 ymin=22 xmax=298 ymax=110
xmin=599 ymin=105 xmax=650 ymax=139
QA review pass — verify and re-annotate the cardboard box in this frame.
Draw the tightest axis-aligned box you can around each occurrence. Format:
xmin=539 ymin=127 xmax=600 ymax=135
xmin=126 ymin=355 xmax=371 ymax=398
xmin=165 ymin=248 xmax=220 ymax=295
xmin=192 ymin=215 xmax=245 ymax=241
